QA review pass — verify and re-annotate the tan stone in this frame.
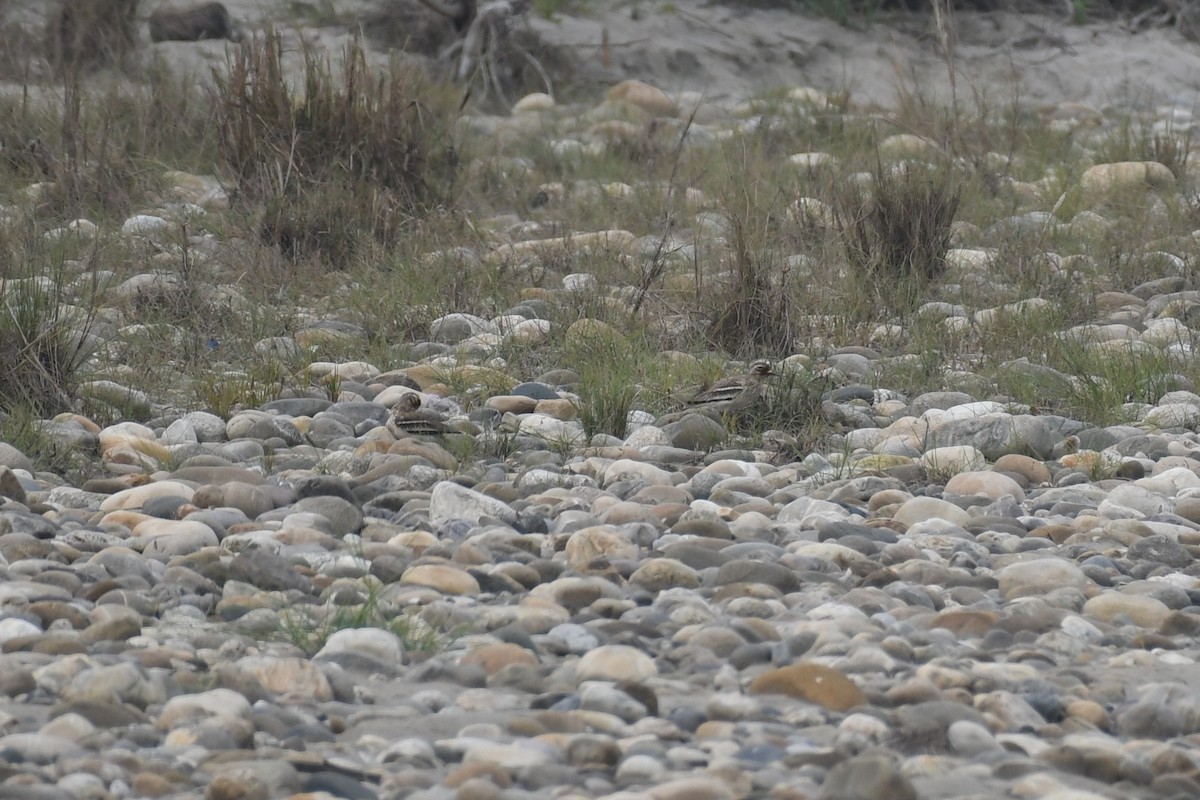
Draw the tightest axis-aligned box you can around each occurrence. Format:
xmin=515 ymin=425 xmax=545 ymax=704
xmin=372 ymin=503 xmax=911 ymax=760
xmin=486 ymin=395 xmax=538 ymax=414
xmin=388 ymin=530 xmax=438 ymax=551
xmin=131 ymin=519 xmax=218 ymax=555
xmin=53 ymin=412 xmax=101 ymax=433
xmin=99 ymin=481 xmax=196 ymax=512
xmin=513 ymin=92 xmax=555 ymax=113
xmin=748 ymin=663 xmax=866 ymax=711
xmin=787 ymin=152 xmax=838 ymax=170
xmin=131 ymin=771 xmax=175 ymax=798
xmin=1082 ymin=593 xmax=1171 ymax=628
xmin=98 ymin=431 xmax=169 ymax=462
xmin=490 ymin=230 xmax=636 ymax=265
xmin=565 ymin=525 xmax=638 ymax=569
xmin=994 ymin=453 xmax=1052 ymax=485
xmin=401 ymin=564 xmax=481 ymax=596
xmin=461 ymin=643 xmax=539 ymax=675
xmin=650 ymin=776 xmax=734 ymax=800
xmin=868 ymin=489 xmax=912 ymax=512
xmin=443 ymin=761 xmax=513 ymax=788
xmin=401 ymin=364 xmax=514 ymax=393
xmin=1066 ymin=699 xmax=1112 ymax=729
xmin=892 ymin=496 xmax=972 ymax=528
xmin=236 ymin=656 xmax=332 ymax=702
xmin=606 ymin=79 xmax=676 ymax=116
xmin=599 ymin=501 xmax=659 ymax=526
xmin=1081 ymin=161 xmax=1175 ymax=200
xmin=293 ymin=327 xmax=358 ymax=348
xmin=588 ymin=119 xmax=644 ymax=141
xmin=575 ymin=644 xmax=657 ymax=682
xmin=629 ymin=558 xmax=700 ymax=591
xmin=164 ymin=170 xmax=229 ymax=209
xmin=533 ymin=399 xmax=576 ymax=420
xmin=99 ymin=510 xmax=151 ymax=530
xmin=388 ymin=438 xmax=458 ymax=471
xmin=929 ymin=609 xmax=999 ymax=637
xmin=944 ymin=470 xmax=1026 ymax=502
xmin=878 ymin=133 xmax=939 ymax=158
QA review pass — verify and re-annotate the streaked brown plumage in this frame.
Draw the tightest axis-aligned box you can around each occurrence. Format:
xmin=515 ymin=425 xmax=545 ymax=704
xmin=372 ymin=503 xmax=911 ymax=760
xmin=388 ymin=393 xmax=452 ymax=437
xmin=656 ymin=359 xmax=775 ymax=426
xmin=683 ymin=359 xmax=775 ymax=412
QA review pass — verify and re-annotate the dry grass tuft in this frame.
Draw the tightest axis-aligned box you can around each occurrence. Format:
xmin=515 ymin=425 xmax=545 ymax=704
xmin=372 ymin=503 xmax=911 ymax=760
xmin=211 ymin=30 xmax=462 ymax=267
xmin=833 ymin=159 xmax=961 ymax=313
xmin=44 ymin=0 xmax=140 ymax=74
xmin=0 ymin=229 xmax=100 ymax=416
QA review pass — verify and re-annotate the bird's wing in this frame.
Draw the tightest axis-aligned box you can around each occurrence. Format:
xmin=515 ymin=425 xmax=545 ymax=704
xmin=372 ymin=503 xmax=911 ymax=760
xmin=685 ymin=376 xmax=749 ymax=406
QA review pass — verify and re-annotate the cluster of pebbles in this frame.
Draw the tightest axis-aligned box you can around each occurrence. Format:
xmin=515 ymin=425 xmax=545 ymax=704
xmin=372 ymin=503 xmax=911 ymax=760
xmin=4 ymin=78 xmax=1200 ymax=800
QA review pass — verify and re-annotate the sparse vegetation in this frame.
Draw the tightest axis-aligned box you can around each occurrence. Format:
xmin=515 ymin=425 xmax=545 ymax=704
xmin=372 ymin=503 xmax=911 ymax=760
xmin=44 ymin=0 xmax=140 ymax=74
xmin=278 ymin=580 xmax=466 ymax=656
xmin=1093 ymin=116 xmax=1193 ymax=180
xmin=0 ymin=227 xmax=100 ymax=416
xmin=2 ymin=5 xmax=1200 ymax=794
xmin=573 ymin=340 xmax=641 ymax=440
xmin=211 ymin=30 xmax=462 ymax=267
xmin=0 ymin=1 xmax=1195 ymax=457
xmin=833 ymin=158 xmax=962 ymax=315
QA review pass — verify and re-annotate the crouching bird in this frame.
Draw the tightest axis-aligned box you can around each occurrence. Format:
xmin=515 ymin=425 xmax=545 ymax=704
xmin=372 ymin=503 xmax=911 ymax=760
xmin=387 ymin=393 xmax=453 ymax=438
xmin=655 ymin=359 xmax=775 ymax=426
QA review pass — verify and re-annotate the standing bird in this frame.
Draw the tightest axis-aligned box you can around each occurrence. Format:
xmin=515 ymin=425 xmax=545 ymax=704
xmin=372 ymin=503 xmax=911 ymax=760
xmin=656 ymin=359 xmax=776 ymax=426
xmin=387 ymin=394 xmax=453 ymax=438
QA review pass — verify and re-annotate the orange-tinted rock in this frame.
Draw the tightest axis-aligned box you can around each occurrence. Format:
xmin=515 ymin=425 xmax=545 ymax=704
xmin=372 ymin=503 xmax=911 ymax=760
xmin=461 ymin=643 xmax=538 ymax=675
xmin=748 ymin=663 xmax=865 ymax=711
xmin=606 ymin=79 xmax=676 ymax=116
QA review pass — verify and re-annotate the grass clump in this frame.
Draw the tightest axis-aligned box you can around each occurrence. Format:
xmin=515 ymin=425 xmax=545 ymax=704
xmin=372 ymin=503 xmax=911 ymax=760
xmin=707 ymin=143 xmax=798 ymax=357
xmin=572 ymin=339 xmax=641 ymax=440
xmin=1093 ymin=116 xmax=1192 ymax=180
xmin=44 ymin=0 xmax=140 ymax=74
xmin=0 ymin=61 xmax=215 ymax=224
xmin=0 ymin=403 xmax=81 ymax=476
xmin=278 ymin=581 xmax=464 ymax=657
xmin=211 ymin=30 xmax=462 ymax=268
xmin=196 ymin=367 xmax=289 ymax=418
xmin=736 ymin=364 xmax=832 ymax=458
xmin=833 ymin=159 xmax=962 ymax=314
xmin=0 ymin=229 xmax=99 ymax=416
xmin=1053 ymin=340 xmax=1185 ymax=424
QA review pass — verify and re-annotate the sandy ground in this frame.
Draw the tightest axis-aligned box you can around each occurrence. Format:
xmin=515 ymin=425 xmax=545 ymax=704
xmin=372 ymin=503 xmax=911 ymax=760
xmin=221 ymin=1 xmax=1200 ymax=112
xmin=9 ymin=2 xmax=1200 ymax=113
xmin=527 ymin=4 xmax=1200 ymax=112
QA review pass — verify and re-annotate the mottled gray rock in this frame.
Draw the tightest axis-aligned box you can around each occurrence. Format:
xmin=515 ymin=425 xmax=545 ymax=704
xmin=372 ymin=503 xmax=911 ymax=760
xmin=1127 ymin=533 xmax=1194 ymax=567
xmin=228 ymin=548 xmax=312 ymax=593
xmin=661 ymin=414 xmax=726 ymax=450
xmin=431 ymin=312 xmax=496 ymax=343
xmin=0 ymin=445 xmax=34 ymax=473
xmin=428 ymin=481 xmax=518 ymax=526
xmin=290 ymin=496 xmax=364 ymax=536
xmin=927 ymin=413 xmax=1059 ymax=459
xmin=226 ymin=411 xmax=305 ymax=445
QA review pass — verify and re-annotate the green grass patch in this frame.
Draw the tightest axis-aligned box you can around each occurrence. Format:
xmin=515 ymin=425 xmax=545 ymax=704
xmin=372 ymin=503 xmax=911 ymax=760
xmin=0 ymin=226 xmax=100 ymax=416
xmin=278 ymin=580 xmax=466 ymax=657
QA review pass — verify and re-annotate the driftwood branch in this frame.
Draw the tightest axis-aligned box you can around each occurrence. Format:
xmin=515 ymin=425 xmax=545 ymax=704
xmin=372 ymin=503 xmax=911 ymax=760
xmin=422 ymin=0 xmax=542 ymax=106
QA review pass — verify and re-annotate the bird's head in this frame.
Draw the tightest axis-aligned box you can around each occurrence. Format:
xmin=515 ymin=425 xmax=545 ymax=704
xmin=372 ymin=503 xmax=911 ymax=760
xmin=393 ymin=393 xmax=422 ymax=414
xmin=748 ymin=360 xmax=775 ymax=379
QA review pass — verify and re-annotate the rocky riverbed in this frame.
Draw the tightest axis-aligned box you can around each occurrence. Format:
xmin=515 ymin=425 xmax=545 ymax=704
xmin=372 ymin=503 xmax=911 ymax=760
xmin=2 ymin=17 xmax=1200 ymax=800
xmin=8 ymin=311 xmax=1200 ymax=800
